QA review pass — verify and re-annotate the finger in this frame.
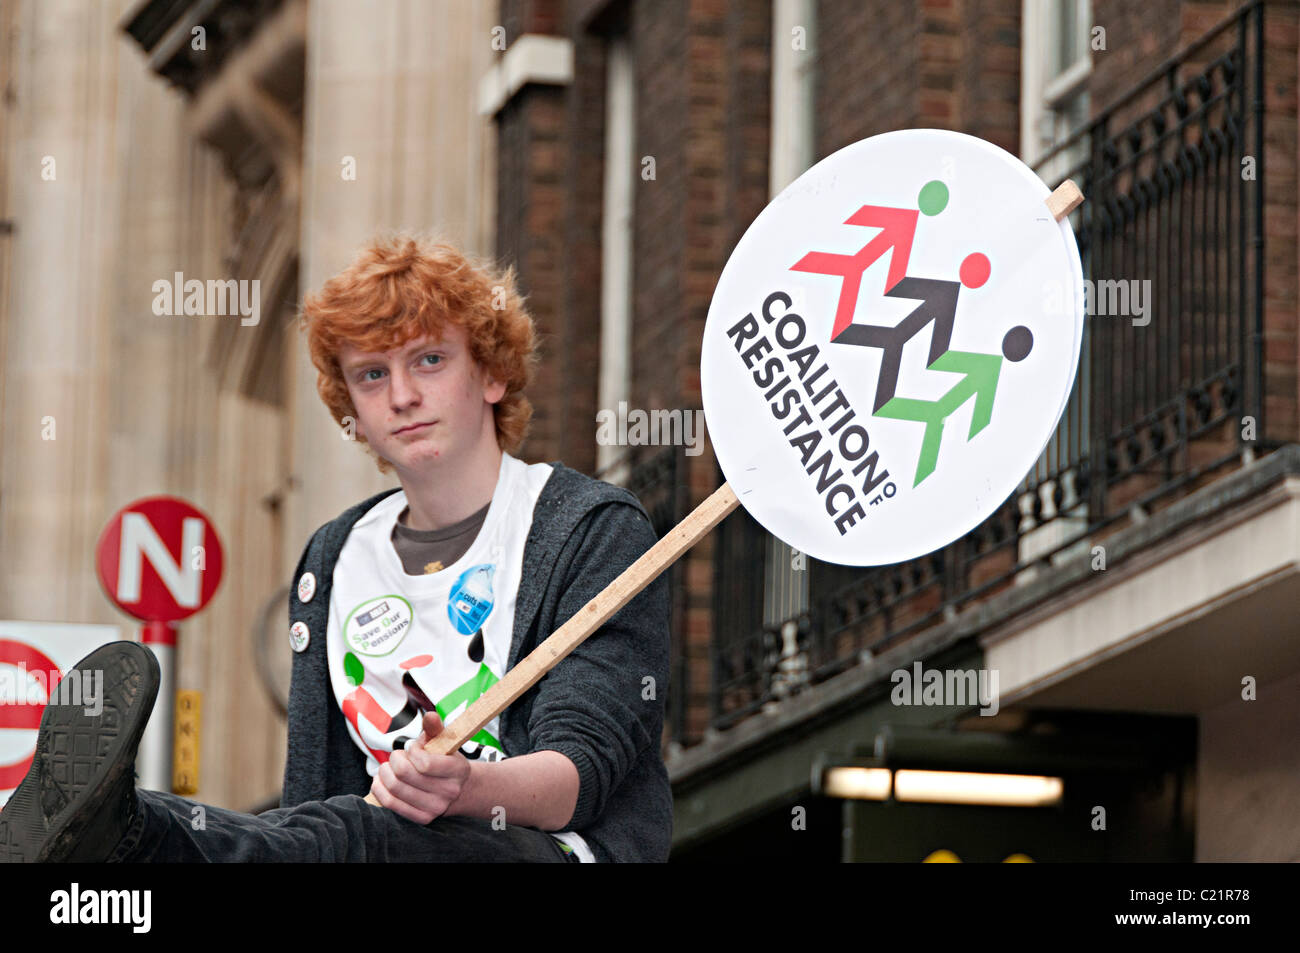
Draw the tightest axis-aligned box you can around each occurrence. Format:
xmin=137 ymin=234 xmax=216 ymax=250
xmin=403 ymin=749 xmax=461 ymax=790
xmin=373 ymin=770 xmax=436 ymax=824
xmin=393 ymin=798 xmax=434 ymax=825
xmin=406 ymin=745 xmax=427 ymax=773
xmin=382 ymin=757 xmax=438 ymax=798
xmin=388 ymin=792 xmax=432 ymax=825
xmin=388 ymin=751 xmax=426 ymax=786
xmin=370 ymin=776 xmax=396 ymax=811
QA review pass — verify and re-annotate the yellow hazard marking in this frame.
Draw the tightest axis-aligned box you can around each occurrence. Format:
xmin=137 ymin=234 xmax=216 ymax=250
xmin=173 ymin=690 xmax=201 ymax=796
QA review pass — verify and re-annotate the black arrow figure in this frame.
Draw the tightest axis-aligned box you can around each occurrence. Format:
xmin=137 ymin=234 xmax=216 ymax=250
xmin=831 ymin=276 xmax=961 ymax=413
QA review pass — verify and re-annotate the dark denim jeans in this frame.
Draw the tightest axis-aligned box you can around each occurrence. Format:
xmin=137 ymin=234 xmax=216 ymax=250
xmin=105 ymin=789 xmax=580 ymax=863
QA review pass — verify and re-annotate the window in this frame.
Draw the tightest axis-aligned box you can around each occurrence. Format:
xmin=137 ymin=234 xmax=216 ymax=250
xmin=763 ymin=0 xmax=818 ymax=627
xmin=1017 ymin=0 xmax=1094 ymax=578
xmin=596 ymin=33 xmax=635 ymax=480
xmin=1021 ymin=0 xmax=1092 ymax=180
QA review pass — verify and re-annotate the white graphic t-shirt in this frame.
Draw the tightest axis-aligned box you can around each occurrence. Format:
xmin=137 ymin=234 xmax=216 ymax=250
xmin=326 ymin=452 xmax=595 ymax=862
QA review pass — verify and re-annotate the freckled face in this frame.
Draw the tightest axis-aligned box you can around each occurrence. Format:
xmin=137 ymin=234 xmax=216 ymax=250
xmin=339 ymin=324 xmax=505 ymax=474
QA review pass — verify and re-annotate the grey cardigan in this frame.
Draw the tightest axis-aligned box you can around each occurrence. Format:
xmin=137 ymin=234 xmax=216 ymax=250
xmin=279 ymin=461 xmax=673 ymax=863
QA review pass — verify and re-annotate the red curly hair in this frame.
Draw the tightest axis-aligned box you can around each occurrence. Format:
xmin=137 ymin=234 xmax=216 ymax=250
xmin=300 ymin=232 xmax=538 ymax=473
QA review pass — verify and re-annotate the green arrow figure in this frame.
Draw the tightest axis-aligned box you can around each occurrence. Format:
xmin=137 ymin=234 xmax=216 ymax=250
xmin=875 ymin=349 xmax=1003 ymax=487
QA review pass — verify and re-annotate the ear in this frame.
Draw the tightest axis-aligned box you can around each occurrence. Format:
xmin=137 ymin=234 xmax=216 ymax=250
xmin=484 ymin=376 xmax=506 ymax=405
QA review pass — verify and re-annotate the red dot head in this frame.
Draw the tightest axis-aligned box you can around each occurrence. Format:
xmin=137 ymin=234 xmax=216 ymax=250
xmin=960 ymin=252 xmax=991 ymax=289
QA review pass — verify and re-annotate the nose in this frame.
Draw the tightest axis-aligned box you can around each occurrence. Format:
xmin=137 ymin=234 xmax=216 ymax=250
xmin=388 ymin=364 xmax=420 ymax=411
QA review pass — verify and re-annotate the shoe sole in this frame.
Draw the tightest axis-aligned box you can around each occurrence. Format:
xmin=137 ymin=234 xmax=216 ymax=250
xmin=0 ymin=641 xmax=160 ymax=863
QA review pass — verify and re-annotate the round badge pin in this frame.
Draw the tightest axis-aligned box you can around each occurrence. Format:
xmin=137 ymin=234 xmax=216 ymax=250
xmin=290 ymin=620 xmax=310 ymax=653
xmin=700 ymin=128 xmax=1085 ymax=566
xmin=343 ymin=595 xmax=414 ymax=657
xmin=447 ymin=564 xmax=496 ymax=635
xmin=297 ymin=571 xmax=316 ymax=603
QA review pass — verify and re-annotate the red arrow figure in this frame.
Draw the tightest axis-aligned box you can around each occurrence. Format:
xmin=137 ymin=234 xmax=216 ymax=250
xmin=790 ymin=204 xmax=919 ymax=340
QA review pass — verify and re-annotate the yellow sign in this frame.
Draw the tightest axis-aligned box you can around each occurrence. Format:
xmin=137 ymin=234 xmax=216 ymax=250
xmin=923 ymin=849 xmax=1034 ymax=863
xmin=173 ymin=690 xmax=201 ymax=795
xmin=922 ymin=849 xmax=962 ymax=863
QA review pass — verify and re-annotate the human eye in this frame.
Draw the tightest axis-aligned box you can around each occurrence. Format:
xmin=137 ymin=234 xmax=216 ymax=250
xmin=419 ymin=353 xmax=444 ymax=368
xmin=359 ymin=367 xmax=385 ymax=383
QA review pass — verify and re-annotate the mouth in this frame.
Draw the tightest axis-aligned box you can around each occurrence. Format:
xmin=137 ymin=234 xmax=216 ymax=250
xmin=392 ymin=421 xmax=436 ymax=435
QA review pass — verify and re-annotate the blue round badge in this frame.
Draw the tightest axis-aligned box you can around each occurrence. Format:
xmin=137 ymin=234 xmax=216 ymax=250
xmin=447 ymin=564 xmax=496 ymax=635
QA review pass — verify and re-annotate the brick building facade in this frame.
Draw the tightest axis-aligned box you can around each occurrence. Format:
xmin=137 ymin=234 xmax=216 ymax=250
xmin=486 ymin=0 xmax=1300 ymax=860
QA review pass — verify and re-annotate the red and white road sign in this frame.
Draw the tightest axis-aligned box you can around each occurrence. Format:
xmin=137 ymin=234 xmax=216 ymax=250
xmin=0 ymin=639 xmax=57 ymax=792
xmin=0 ymin=621 xmax=121 ymax=808
xmin=95 ymin=496 xmax=224 ymax=624
xmin=94 ymin=496 xmax=224 ymax=792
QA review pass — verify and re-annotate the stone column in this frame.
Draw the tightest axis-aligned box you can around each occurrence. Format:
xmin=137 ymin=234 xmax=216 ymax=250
xmin=286 ymin=0 xmax=499 ymax=563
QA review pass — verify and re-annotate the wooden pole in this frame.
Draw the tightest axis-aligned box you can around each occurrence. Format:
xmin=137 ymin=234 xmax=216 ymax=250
xmin=363 ymin=179 xmax=1085 ymax=807
xmin=1046 ymin=179 xmax=1083 ymax=222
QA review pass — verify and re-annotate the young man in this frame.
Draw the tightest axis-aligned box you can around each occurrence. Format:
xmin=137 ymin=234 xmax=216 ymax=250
xmin=0 ymin=234 xmax=672 ymax=863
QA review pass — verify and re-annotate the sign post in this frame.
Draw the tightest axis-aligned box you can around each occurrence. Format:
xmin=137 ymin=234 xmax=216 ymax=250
xmin=95 ymin=496 xmax=223 ymax=792
xmin=365 ymin=129 xmax=1087 ymax=801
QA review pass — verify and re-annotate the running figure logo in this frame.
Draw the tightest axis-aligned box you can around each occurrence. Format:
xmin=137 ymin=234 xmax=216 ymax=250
xmin=791 ymin=179 xmax=1035 ymax=487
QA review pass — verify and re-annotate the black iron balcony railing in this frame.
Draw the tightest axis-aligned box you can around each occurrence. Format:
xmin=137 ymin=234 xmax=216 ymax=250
xmin=698 ymin=0 xmax=1272 ymax=741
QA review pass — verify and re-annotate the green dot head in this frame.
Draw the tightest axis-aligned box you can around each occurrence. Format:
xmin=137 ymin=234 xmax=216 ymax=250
xmin=344 ymin=651 xmax=365 ymax=687
xmin=918 ymin=180 xmax=949 ymax=216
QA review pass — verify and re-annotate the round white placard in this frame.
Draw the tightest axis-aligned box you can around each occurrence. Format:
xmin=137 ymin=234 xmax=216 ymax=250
xmin=701 ymin=129 xmax=1085 ymax=566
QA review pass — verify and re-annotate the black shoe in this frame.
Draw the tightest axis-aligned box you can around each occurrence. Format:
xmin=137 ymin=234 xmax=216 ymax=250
xmin=0 ymin=641 xmax=160 ymax=862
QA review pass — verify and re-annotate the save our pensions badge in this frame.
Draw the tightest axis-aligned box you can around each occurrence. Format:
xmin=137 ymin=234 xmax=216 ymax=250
xmin=701 ymin=129 xmax=1085 ymax=566
xmin=344 ymin=594 xmax=414 ymax=657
